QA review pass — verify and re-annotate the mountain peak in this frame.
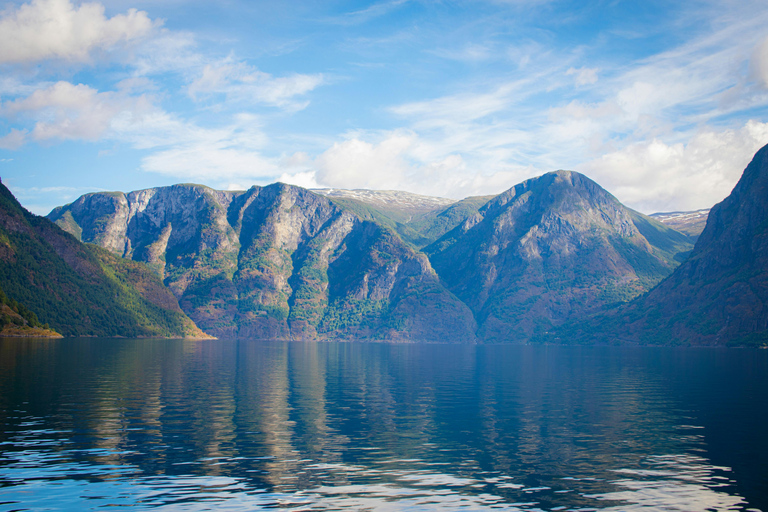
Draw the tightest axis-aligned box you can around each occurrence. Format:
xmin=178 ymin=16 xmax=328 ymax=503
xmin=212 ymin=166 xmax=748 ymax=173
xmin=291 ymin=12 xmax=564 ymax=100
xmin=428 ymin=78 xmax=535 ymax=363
xmin=428 ymin=169 xmax=689 ymax=342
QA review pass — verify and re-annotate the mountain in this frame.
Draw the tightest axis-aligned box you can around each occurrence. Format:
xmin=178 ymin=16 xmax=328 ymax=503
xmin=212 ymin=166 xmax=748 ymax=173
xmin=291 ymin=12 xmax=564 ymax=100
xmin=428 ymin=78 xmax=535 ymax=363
xmin=585 ymin=144 xmax=768 ymax=346
xmin=49 ymin=183 xmax=476 ymax=342
xmin=426 ymin=170 xmax=695 ymax=342
xmin=650 ymin=209 xmax=709 ymax=238
xmin=313 ymin=188 xmax=495 ymax=249
xmin=0 ymin=180 xmax=208 ymax=338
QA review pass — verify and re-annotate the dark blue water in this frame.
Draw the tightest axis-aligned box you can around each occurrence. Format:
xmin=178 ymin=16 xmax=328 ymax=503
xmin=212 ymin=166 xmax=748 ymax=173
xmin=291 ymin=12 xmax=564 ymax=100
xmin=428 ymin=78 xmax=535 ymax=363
xmin=1 ymin=339 xmax=767 ymax=511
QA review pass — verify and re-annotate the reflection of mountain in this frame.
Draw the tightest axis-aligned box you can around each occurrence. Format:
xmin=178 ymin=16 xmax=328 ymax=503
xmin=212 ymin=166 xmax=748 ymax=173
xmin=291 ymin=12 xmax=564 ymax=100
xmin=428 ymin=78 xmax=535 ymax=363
xmin=2 ymin=339 xmax=764 ymax=509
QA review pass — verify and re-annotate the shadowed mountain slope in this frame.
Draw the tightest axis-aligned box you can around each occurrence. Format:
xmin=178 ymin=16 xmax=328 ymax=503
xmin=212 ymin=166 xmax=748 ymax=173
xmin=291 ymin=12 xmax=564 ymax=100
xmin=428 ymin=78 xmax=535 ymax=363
xmin=576 ymin=144 xmax=768 ymax=346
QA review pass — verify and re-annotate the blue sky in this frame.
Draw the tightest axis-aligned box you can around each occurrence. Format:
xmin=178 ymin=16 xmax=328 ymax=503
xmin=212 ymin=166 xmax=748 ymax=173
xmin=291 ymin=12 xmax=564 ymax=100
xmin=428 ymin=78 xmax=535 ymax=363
xmin=1 ymin=0 xmax=768 ymax=215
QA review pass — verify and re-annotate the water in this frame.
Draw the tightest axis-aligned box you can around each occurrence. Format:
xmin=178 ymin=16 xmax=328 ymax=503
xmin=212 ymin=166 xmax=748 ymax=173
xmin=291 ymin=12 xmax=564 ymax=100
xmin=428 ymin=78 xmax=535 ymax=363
xmin=0 ymin=339 xmax=766 ymax=511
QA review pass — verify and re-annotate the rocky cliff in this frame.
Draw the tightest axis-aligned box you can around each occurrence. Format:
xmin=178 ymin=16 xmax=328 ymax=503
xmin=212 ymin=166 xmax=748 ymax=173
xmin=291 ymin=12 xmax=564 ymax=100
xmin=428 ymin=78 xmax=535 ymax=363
xmin=426 ymin=171 xmax=693 ymax=342
xmin=50 ymin=183 xmax=476 ymax=342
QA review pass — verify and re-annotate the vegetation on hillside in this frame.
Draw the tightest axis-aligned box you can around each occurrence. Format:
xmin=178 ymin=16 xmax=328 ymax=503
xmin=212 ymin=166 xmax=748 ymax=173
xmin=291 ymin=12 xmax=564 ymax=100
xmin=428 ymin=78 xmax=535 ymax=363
xmin=0 ymin=180 xmax=209 ymax=338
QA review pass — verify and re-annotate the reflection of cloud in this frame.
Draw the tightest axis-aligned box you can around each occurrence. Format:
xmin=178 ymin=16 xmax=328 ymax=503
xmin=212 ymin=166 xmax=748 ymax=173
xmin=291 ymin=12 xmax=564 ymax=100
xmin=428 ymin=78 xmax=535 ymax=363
xmin=0 ymin=0 xmax=155 ymax=64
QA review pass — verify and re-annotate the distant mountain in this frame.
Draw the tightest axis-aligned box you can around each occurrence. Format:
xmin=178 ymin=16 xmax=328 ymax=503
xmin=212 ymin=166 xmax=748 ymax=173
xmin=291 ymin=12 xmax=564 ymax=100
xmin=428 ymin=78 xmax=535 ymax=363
xmin=582 ymin=144 xmax=768 ymax=346
xmin=426 ymin=171 xmax=695 ymax=342
xmin=650 ymin=209 xmax=709 ymax=238
xmin=49 ymin=183 xmax=476 ymax=342
xmin=312 ymin=188 xmax=457 ymax=211
xmin=313 ymin=188 xmax=495 ymax=249
xmin=0 ymin=180 xmax=208 ymax=338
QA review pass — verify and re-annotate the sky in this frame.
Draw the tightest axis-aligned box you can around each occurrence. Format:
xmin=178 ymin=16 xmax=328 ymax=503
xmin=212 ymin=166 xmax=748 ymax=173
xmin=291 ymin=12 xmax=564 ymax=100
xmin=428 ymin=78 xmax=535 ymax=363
xmin=1 ymin=0 xmax=768 ymax=215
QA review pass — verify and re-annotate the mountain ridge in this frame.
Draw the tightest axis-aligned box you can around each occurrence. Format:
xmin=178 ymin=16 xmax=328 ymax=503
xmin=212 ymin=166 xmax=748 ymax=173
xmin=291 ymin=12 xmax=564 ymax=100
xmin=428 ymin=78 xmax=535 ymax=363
xmin=49 ymin=182 xmax=477 ymax=342
xmin=48 ymin=171 xmax=698 ymax=342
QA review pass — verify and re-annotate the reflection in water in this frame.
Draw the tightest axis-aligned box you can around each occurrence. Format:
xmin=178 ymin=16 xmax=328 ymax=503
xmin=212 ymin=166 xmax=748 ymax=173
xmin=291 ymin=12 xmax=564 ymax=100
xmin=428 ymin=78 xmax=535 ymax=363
xmin=0 ymin=339 xmax=766 ymax=511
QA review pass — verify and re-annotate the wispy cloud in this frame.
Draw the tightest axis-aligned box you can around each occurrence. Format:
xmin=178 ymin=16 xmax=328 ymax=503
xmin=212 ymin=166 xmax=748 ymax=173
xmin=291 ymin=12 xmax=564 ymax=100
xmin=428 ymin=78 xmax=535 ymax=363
xmin=566 ymin=67 xmax=598 ymax=86
xmin=332 ymin=0 xmax=410 ymax=26
xmin=188 ymin=60 xmax=324 ymax=110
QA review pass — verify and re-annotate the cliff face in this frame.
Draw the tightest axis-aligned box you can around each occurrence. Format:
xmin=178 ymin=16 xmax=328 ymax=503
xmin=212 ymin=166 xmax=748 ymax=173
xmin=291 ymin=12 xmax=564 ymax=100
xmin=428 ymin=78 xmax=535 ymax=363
xmin=0 ymin=181 xmax=207 ymax=338
xmin=608 ymin=144 xmax=768 ymax=346
xmin=50 ymin=183 xmax=476 ymax=342
xmin=426 ymin=171 xmax=691 ymax=342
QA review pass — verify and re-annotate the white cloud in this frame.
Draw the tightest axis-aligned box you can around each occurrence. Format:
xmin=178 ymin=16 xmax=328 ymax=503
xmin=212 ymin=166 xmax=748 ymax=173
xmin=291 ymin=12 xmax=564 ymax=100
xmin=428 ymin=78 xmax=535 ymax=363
xmin=188 ymin=60 xmax=324 ymax=110
xmin=141 ymin=142 xmax=279 ymax=182
xmin=566 ymin=66 xmax=598 ymax=86
xmin=315 ymin=133 xmax=414 ymax=189
xmin=1 ymin=81 xmax=152 ymax=143
xmin=0 ymin=0 xmax=156 ymax=64
xmin=0 ymin=129 xmax=27 ymax=149
xmin=579 ymin=120 xmax=768 ymax=213
xmin=312 ymin=130 xmax=541 ymax=199
xmin=109 ymin=109 xmax=288 ymax=185
xmin=278 ymin=170 xmax=320 ymax=189
xmin=390 ymin=82 xmax=523 ymax=126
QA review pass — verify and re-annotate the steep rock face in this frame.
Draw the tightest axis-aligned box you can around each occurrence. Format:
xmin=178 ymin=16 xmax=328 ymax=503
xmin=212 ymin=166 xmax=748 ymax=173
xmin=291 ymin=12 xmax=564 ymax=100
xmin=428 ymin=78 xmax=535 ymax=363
xmin=50 ymin=183 xmax=476 ymax=342
xmin=608 ymin=144 xmax=768 ymax=346
xmin=426 ymin=171 xmax=691 ymax=342
xmin=0 ymin=181 xmax=208 ymax=338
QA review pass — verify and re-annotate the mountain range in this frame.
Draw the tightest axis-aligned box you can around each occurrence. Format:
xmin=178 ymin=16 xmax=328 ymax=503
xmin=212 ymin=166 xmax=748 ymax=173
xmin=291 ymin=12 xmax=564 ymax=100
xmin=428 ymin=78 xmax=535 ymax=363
xmin=46 ymin=170 xmax=694 ymax=343
xmin=2 ymin=143 xmax=765 ymax=345
xmin=48 ymin=183 xmax=476 ymax=342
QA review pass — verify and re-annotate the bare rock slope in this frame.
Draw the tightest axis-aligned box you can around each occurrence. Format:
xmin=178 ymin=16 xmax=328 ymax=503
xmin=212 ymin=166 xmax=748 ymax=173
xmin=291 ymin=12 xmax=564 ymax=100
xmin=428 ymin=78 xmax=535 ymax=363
xmin=50 ymin=183 xmax=476 ymax=342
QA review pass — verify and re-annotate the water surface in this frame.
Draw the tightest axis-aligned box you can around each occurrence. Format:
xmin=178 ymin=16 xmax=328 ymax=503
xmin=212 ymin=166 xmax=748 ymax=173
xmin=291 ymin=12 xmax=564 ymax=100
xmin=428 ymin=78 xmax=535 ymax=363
xmin=1 ymin=339 xmax=766 ymax=511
